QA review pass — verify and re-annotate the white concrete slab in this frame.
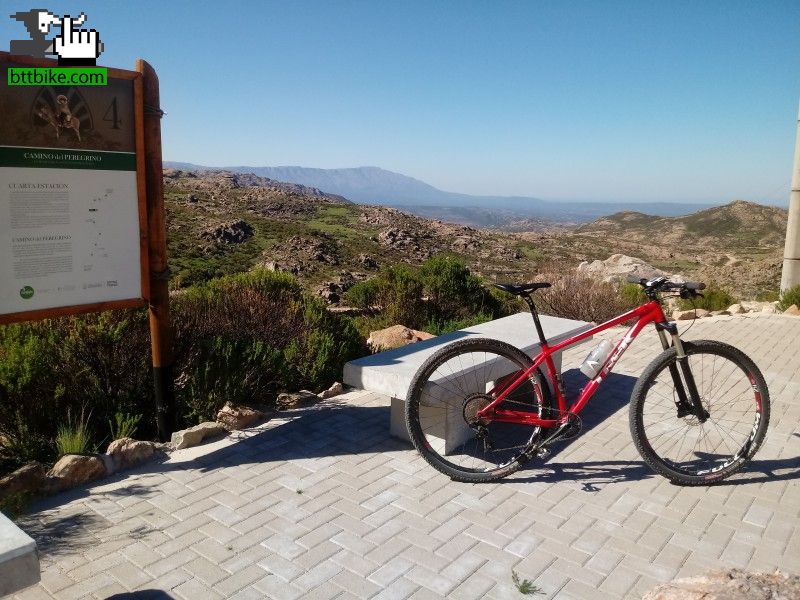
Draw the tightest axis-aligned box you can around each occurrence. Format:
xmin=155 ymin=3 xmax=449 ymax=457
xmin=0 ymin=512 xmax=39 ymax=596
xmin=344 ymin=312 xmax=593 ymax=447
xmin=343 ymin=312 xmax=592 ymax=398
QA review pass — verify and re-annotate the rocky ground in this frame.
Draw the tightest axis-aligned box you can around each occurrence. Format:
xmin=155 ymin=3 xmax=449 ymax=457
xmin=164 ymin=170 xmax=788 ymax=302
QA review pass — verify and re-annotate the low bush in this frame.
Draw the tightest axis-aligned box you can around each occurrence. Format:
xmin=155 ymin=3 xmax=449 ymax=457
xmin=778 ymin=284 xmax=800 ymax=311
xmin=755 ymin=290 xmax=780 ymax=302
xmin=0 ymin=309 xmax=152 ymax=473
xmin=346 ymin=256 xmax=507 ymax=336
xmin=529 ymin=269 xmax=644 ymax=323
xmin=171 ymin=268 xmax=366 ymax=425
xmin=0 ymin=268 xmax=367 ymax=475
xmin=345 ymin=279 xmax=381 ymax=311
xmin=676 ymin=284 xmax=737 ymax=311
xmin=55 ymin=407 xmax=93 ymax=456
xmin=110 ymin=412 xmax=142 ymax=440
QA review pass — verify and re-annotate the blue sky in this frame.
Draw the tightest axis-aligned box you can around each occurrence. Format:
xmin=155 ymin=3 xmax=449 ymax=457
xmin=3 ymin=1 xmax=800 ymax=204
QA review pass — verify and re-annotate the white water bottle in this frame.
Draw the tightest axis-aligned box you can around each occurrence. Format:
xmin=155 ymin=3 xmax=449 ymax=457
xmin=580 ymin=339 xmax=613 ymax=378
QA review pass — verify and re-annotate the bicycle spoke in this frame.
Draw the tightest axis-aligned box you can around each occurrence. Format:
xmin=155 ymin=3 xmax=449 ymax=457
xmin=635 ymin=342 xmax=766 ymax=483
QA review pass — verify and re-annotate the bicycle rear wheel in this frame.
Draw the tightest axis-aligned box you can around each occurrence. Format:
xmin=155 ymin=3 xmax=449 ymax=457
xmin=405 ymin=338 xmax=552 ymax=483
xmin=629 ymin=340 xmax=769 ymax=485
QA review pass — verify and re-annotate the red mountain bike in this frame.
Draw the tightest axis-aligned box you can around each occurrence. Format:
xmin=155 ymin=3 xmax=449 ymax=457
xmin=404 ymin=277 xmax=770 ymax=486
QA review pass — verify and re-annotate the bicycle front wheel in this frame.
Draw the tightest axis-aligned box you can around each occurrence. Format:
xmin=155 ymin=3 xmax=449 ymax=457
xmin=630 ymin=340 xmax=769 ymax=485
xmin=405 ymin=338 xmax=552 ymax=483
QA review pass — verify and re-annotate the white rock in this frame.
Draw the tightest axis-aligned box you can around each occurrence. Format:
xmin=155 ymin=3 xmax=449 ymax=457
xmin=575 ymin=254 xmax=672 ymax=284
xmin=106 ymin=438 xmax=156 ymax=471
xmin=673 ymin=309 xmax=709 ymax=320
xmin=170 ymin=422 xmax=226 ymax=450
xmin=727 ymin=304 xmax=747 ymax=314
xmin=319 ymin=382 xmax=345 ymax=399
xmin=367 ymin=325 xmax=436 ymax=351
xmin=46 ymin=455 xmax=106 ymax=492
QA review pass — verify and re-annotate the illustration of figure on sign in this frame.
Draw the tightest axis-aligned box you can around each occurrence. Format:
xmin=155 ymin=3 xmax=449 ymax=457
xmin=9 ymin=9 xmax=104 ymax=65
xmin=35 ymin=94 xmax=82 ymax=141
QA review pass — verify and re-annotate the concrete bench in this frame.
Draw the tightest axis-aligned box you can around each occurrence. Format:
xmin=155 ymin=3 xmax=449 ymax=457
xmin=343 ymin=313 xmax=592 ymax=451
xmin=0 ymin=512 xmax=39 ymax=596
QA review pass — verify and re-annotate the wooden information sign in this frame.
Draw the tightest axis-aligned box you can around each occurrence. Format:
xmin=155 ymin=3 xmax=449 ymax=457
xmin=0 ymin=52 xmax=148 ymax=324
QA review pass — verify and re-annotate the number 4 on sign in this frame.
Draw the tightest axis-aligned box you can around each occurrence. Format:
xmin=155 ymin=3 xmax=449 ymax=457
xmin=104 ymin=97 xmax=121 ymax=129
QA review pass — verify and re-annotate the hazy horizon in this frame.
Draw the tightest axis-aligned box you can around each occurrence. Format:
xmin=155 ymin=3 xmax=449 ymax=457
xmin=165 ymin=161 xmax=789 ymax=208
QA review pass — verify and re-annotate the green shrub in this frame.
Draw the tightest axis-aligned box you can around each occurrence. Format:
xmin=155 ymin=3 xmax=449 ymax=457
xmin=110 ymin=412 xmax=142 ymax=440
xmin=172 ymin=268 xmax=366 ymax=425
xmin=778 ymin=285 xmax=800 ymax=311
xmin=620 ymin=283 xmax=648 ymax=307
xmin=55 ymin=407 xmax=93 ymax=456
xmin=0 ymin=410 xmax=52 ymax=474
xmin=489 ymin=287 xmax=525 ymax=317
xmin=347 ymin=257 xmax=506 ymax=335
xmin=379 ymin=265 xmax=425 ymax=327
xmin=755 ymin=290 xmax=780 ymax=302
xmin=422 ymin=312 xmax=495 ymax=336
xmin=0 ymin=268 xmax=367 ymax=474
xmin=345 ymin=279 xmax=381 ymax=311
xmin=677 ymin=284 xmax=737 ymax=311
xmin=0 ymin=310 xmax=152 ymax=471
xmin=0 ymin=491 xmax=32 ymax=519
xmin=419 ymin=256 xmax=499 ymax=320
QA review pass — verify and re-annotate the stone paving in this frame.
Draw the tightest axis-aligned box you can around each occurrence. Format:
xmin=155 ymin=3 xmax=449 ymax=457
xmin=11 ymin=313 xmax=800 ymax=599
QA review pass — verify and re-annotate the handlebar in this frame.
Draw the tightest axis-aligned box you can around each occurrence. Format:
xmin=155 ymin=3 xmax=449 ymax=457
xmin=625 ymin=275 xmax=706 ymax=294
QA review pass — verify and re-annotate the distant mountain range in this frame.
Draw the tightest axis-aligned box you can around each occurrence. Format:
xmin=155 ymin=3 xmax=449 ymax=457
xmin=164 ymin=162 xmax=718 ymax=225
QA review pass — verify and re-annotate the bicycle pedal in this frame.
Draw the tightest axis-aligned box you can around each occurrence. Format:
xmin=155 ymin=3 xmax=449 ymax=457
xmin=535 ymin=447 xmax=551 ymax=459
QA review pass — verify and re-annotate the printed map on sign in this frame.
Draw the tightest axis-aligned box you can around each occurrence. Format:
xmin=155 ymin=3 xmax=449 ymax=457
xmin=0 ymin=59 xmax=143 ymax=316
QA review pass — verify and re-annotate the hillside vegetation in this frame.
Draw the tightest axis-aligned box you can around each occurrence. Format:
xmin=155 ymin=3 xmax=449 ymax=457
xmin=165 ymin=170 xmax=785 ymax=299
xmin=529 ymin=200 xmax=787 ymax=297
xmin=163 ymin=169 xmax=550 ymax=291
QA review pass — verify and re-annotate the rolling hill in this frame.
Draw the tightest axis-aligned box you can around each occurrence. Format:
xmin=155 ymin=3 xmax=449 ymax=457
xmin=165 ymin=169 xmax=787 ymax=299
xmin=164 ymin=162 xmax=715 ymax=226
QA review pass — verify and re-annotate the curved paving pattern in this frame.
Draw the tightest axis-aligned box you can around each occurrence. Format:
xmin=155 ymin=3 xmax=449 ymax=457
xmin=11 ymin=314 xmax=800 ymax=599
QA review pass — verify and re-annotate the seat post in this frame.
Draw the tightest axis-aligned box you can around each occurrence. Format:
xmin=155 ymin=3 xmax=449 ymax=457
xmin=522 ymin=295 xmax=548 ymax=345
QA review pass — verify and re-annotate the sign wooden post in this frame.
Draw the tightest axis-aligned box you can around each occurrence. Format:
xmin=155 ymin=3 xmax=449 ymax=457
xmin=137 ymin=59 xmax=175 ymax=441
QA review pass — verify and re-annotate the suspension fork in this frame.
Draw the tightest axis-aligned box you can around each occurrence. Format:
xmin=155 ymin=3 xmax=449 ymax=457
xmin=656 ymin=322 xmax=708 ymax=421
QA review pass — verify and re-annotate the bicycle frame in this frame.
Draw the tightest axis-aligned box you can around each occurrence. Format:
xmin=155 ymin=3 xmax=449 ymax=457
xmin=476 ymin=300 xmax=670 ymax=428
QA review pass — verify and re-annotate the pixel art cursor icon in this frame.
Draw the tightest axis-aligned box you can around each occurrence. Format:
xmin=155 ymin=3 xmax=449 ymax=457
xmin=9 ymin=9 xmax=104 ymax=66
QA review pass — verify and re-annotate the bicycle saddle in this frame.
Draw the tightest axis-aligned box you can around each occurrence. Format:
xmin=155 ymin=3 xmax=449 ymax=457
xmin=493 ymin=282 xmax=551 ymax=296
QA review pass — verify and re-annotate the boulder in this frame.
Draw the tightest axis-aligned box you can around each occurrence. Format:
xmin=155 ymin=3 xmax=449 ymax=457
xmin=642 ymin=569 xmax=800 ymax=600
xmin=216 ymin=402 xmax=266 ymax=430
xmin=319 ymin=382 xmax=345 ymax=399
xmin=709 ymin=310 xmax=731 ymax=316
xmin=106 ymin=438 xmax=156 ymax=471
xmin=276 ymin=390 xmax=319 ymax=410
xmin=727 ymin=304 xmax=747 ymax=314
xmin=761 ymin=304 xmax=778 ymax=314
xmin=673 ymin=309 xmax=709 ymax=320
xmin=368 ymin=325 xmax=436 ymax=351
xmin=0 ymin=463 xmax=46 ymax=500
xmin=201 ymin=219 xmax=254 ymax=245
xmin=45 ymin=455 xmax=106 ymax=493
xmin=576 ymin=254 xmax=673 ymax=284
xmin=359 ymin=254 xmax=378 ymax=269
xmin=170 ymin=421 xmax=226 ymax=450
xmin=784 ymin=304 xmax=800 ymax=316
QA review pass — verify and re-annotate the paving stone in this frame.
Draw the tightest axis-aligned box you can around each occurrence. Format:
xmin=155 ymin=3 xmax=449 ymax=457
xmin=214 ymin=564 xmax=269 ymax=596
xmin=12 ymin=315 xmax=800 ymax=600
